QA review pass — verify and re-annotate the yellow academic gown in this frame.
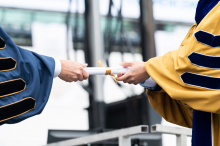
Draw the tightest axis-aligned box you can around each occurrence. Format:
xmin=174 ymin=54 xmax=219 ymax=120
xmin=145 ymin=3 xmax=220 ymax=145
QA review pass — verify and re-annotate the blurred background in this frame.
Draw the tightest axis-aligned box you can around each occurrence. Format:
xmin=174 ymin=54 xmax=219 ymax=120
xmin=0 ymin=0 xmax=197 ymax=145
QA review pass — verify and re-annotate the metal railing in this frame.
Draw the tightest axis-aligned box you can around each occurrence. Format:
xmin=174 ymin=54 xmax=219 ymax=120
xmin=45 ymin=125 xmax=148 ymax=146
xmin=45 ymin=124 xmax=192 ymax=146
xmin=151 ymin=124 xmax=192 ymax=146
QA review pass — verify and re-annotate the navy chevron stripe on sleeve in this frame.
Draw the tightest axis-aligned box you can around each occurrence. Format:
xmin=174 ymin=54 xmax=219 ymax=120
xmin=194 ymin=30 xmax=220 ymax=47
xmin=188 ymin=52 xmax=220 ymax=69
xmin=181 ymin=72 xmax=220 ymax=90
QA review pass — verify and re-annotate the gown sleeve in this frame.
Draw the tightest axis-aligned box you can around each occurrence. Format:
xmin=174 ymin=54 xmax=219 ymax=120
xmin=147 ymin=88 xmax=193 ymax=128
xmin=0 ymin=27 xmax=55 ymax=125
xmin=145 ymin=3 xmax=220 ymax=127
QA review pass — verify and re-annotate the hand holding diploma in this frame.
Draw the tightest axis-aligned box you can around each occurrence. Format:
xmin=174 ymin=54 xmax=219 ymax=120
xmin=116 ymin=61 xmax=150 ymax=85
xmin=58 ymin=60 xmax=89 ymax=82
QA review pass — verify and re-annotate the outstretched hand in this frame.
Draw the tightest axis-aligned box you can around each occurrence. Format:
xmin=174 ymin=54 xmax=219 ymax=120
xmin=58 ymin=60 xmax=89 ymax=82
xmin=116 ymin=61 xmax=150 ymax=85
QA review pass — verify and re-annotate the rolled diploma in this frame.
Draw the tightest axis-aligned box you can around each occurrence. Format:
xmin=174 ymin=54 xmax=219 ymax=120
xmin=84 ymin=67 xmax=129 ymax=75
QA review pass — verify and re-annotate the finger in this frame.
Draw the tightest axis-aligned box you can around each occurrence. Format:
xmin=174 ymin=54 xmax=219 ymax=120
xmin=82 ymin=69 xmax=89 ymax=80
xmin=127 ymin=78 xmax=135 ymax=84
xmin=72 ymin=75 xmax=78 ymax=82
xmin=119 ymin=62 xmax=133 ymax=67
xmin=72 ymin=78 xmax=77 ymax=82
xmin=128 ymin=81 xmax=135 ymax=84
xmin=122 ymin=76 xmax=132 ymax=83
xmin=116 ymin=73 xmax=130 ymax=81
xmin=80 ymin=63 xmax=88 ymax=68
xmin=134 ymin=82 xmax=138 ymax=85
xmin=77 ymin=73 xmax=83 ymax=81
xmin=117 ymin=72 xmax=123 ymax=78
xmin=123 ymin=80 xmax=128 ymax=83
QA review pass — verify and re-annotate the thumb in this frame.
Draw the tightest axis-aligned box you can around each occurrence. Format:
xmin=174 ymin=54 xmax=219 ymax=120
xmin=117 ymin=72 xmax=123 ymax=77
xmin=120 ymin=62 xmax=133 ymax=67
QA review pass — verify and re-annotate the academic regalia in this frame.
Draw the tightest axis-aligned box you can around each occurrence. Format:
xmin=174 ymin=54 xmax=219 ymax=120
xmin=145 ymin=1 xmax=220 ymax=146
xmin=0 ymin=27 xmax=55 ymax=125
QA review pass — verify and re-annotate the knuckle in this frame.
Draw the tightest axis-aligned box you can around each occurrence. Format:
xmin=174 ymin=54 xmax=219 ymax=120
xmin=73 ymin=78 xmax=78 ymax=82
xmin=75 ymin=71 xmax=81 ymax=76
xmin=127 ymin=73 xmax=131 ymax=77
xmin=79 ymin=67 xmax=83 ymax=70
xmin=67 ymin=80 xmax=71 ymax=82
xmin=72 ymin=76 xmax=78 ymax=81
xmin=129 ymin=80 xmax=134 ymax=84
xmin=130 ymin=73 xmax=134 ymax=77
xmin=130 ymin=78 xmax=135 ymax=82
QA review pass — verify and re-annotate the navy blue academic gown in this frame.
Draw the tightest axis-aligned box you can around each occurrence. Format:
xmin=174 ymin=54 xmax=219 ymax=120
xmin=0 ymin=27 xmax=55 ymax=125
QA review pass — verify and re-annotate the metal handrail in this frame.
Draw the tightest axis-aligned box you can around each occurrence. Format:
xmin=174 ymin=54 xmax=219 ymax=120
xmin=151 ymin=124 xmax=192 ymax=146
xmin=45 ymin=125 xmax=148 ymax=146
xmin=45 ymin=124 xmax=192 ymax=146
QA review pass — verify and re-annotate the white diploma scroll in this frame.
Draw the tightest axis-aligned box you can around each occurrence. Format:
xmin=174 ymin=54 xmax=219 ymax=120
xmin=84 ymin=67 xmax=130 ymax=75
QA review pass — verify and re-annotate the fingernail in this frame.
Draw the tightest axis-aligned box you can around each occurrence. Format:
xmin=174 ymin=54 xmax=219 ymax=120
xmin=119 ymin=62 xmax=122 ymax=65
